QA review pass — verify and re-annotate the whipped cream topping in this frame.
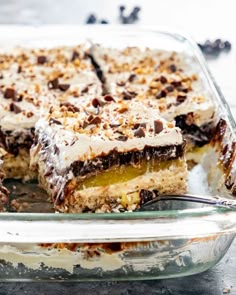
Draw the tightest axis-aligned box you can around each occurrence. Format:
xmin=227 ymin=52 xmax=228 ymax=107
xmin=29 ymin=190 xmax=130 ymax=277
xmin=0 ymin=45 xmax=102 ymax=131
xmin=91 ymin=45 xmax=216 ymax=126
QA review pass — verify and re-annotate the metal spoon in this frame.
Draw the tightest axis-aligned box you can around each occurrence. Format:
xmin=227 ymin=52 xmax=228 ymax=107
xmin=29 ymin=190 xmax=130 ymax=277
xmin=138 ymin=194 xmax=236 ymax=211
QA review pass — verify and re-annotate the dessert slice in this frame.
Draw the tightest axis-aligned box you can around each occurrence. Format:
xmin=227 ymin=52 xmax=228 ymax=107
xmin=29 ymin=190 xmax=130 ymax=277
xmin=31 ymin=96 xmax=187 ymax=213
xmin=0 ymin=45 xmax=102 ymax=179
xmin=91 ymin=45 xmax=216 ymax=154
xmin=0 ymin=159 xmax=9 ymax=211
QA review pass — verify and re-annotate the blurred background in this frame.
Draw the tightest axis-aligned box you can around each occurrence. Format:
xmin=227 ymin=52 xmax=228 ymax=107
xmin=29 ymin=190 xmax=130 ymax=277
xmin=0 ymin=0 xmax=235 ymax=118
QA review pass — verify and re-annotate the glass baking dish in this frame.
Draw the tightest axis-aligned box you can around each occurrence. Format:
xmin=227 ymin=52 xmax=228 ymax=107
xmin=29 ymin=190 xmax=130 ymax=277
xmin=0 ymin=25 xmax=236 ymax=282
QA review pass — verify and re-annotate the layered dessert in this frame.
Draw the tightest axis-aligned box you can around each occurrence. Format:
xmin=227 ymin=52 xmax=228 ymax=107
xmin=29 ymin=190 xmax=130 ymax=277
xmin=0 ymin=159 xmax=8 ymax=211
xmin=91 ymin=46 xmax=216 ymax=153
xmin=0 ymin=45 xmax=102 ymax=179
xmin=31 ymin=96 xmax=187 ymax=213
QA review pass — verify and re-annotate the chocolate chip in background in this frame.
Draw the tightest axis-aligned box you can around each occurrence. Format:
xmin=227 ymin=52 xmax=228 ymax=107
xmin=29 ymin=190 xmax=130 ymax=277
xmin=48 ymin=78 xmax=59 ymax=89
xmin=9 ymin=102 xmax=21 ymax=114
xmin=58 ymin=84 xmax=70 ymax=91
xmin=37 ymin=55 xmax=47 ymax=65
xmin=4 ymin=88 xmax=16 ymax=99
xmin=100 ymin=19 xmax=109 ymax=24
xmin=154 ymin=120 xmax=163 ymax=134
xmin=134 ymin=127 xmax=145 ymax=138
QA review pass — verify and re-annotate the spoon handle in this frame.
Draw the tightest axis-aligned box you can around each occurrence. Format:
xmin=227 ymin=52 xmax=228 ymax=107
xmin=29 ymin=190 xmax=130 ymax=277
xmin=140 ymin=194 xmax=236 ymax=210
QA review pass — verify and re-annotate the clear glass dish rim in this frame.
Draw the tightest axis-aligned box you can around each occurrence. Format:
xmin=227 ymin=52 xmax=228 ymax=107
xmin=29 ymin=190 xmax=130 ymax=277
xmin=0 ymin=25 xmax=235 ymax=224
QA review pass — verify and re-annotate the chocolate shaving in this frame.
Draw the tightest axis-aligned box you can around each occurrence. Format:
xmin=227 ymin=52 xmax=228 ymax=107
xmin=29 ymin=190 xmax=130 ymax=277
xmin=133 ymin=123 xmax=147 ymax=130
xmin=81 ymin=86 xmax=89 ymax=93
xmin=104 ymin=94 xmax=115 ymax=102
xmin=4 ymin=88 xmax=16 ymax=99
xmin=54 ymin=145 xmax=60 ymax=155
xmin=169 ymin=64 xmax=177 ymax=72
xmin=37 ymin=55 xmax=47 ymax=65
xmin=92 ymin=98 xmax=105 ymax=108
xmin=14 ymin=94 xmax=23 ymax=102
xmin=122 ymin=90 xmax=136 ymax=100
xmin=128 ymin=74 xmax=136 ymax=82
xmin=17 ymin=66 xmax=22 ymax=73
xmin=116 ymin=135 xmax=128 ymax=141
xmin=154 ymin=120 xmax=163 ymax=134
xmin=60 ymin=102 xmax=80 ymax=113
xmin=44 ymin=167 xmax=53 ymax=177
xmin=82 ymin=121 xmax=89 ymax=129
xmin=159 ymin=75 xmax=167 ymax=84
xmin=87 ymin=114 xmax=94 ymax=122
xmin=117 ymin=81 xmax=126 ymax=87
xmin=156 ymin=90 xmax=167 ymax=99
xmin=71 ymin=50 xmax=80 ymax=61
xmin=134 ymin=127 xmax=145 ymax=138
xmin=48 ymin=78 xmax=59 ymax=90
xmin=49 ymin=118 xmax=62 ymax=125
xmin=88 ymin=116 xmax=102 ymax=125
xmin=171 ymin=80 xmax=182 ymax=87
xmin=26 ymin=111 xmax=34 ymax=118
xmin=176 ymin=95 xmax=187 ymax=104
xmin=9 ymin=102 xmax=21 ymax=114
xmin=58 ymin=84 xmax=70 ymax=91
xmin=177 ymin=86 xmax=188 ymax=93
xmin=165 ymin=85 xmax=174 ymax=92
xmin=109 ymin=123 xmax=121 ymax=128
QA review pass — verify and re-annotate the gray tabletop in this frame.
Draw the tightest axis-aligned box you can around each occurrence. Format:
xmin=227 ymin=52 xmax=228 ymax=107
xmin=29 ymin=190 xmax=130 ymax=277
xmin=0 ymin=0 xmax=235 ymax=294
